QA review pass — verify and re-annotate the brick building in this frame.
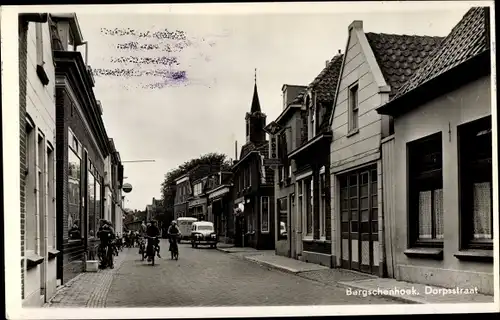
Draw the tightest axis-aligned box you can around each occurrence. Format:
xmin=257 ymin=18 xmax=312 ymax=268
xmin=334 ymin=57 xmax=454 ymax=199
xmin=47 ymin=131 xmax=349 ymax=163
xmin=51 ymin=13 xmax=111 ymax=284
xmin=104 ymin=138 xmax=124 ymax=235
xmin=18 ymin=13 xmax=59 ymax=307
xmin=232 ymin=77 xmax=275 ymax=249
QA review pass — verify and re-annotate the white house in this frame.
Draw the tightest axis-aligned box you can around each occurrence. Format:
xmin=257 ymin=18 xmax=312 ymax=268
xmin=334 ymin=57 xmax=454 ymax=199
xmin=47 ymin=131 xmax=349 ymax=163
xmin=19 ymin=13 xmax=59 ymax=306
xmin=328 ymin=20 xmax=443 ymax=276
xmin=376 ymin=7 xmax=494 ymax=295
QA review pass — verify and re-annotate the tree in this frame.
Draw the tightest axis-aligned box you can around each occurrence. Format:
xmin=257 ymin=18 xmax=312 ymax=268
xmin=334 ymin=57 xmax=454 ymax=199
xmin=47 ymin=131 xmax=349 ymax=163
xmin=159 ymin=152 xmax=232 ymax=224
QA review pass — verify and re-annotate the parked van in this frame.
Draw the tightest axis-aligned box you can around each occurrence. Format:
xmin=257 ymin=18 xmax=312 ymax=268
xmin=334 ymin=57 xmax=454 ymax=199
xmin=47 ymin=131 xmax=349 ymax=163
xmin=176 ymin=217 xmax=198 ymax=242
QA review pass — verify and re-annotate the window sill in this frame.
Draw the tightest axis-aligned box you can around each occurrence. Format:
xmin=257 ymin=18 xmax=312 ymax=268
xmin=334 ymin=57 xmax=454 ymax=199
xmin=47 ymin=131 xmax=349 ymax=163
xmin=454 ymin=249 xmax=493 ymax=262
xmin=36 ymin=64 xmax=50 ymax=86
xmin=26 ymin=253 xmax=44 ymax=270
xmin=404 ymin=247 xmax=443 ymax=260
xmin=48 ymin=248 xmax=60 ymax=260
xmin=347 ymin=129 xmax=359 ymax=138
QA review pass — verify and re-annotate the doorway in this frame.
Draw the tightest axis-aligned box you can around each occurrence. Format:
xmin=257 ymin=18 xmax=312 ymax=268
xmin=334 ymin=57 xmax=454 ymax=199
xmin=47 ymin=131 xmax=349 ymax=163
xmin=339 ymin=166 xmax=379 ymax=274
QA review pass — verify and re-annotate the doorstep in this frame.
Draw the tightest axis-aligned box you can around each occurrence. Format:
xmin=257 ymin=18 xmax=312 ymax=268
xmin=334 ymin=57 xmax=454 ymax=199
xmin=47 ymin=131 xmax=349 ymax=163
xmin=244 ymin=252 xmax=329 ymax=273
xmin=337 ymin=278 xmax=495 ymax=304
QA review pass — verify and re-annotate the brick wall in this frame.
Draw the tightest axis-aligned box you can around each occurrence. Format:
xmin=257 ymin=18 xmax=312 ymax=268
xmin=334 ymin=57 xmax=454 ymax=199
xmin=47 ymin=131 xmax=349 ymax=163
xmin=19 ymin=18 xmax=28 ymax=301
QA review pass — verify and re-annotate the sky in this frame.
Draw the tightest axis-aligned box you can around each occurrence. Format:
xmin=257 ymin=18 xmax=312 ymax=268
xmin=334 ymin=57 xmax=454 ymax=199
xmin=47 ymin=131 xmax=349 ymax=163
xmin=74 ymin=3 xmax=473 ymax=211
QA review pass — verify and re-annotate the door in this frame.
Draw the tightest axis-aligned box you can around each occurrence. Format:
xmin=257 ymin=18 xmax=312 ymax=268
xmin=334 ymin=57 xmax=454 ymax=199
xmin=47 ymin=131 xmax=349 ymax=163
xmin=339 ymin=166 xmax=379 ymax=274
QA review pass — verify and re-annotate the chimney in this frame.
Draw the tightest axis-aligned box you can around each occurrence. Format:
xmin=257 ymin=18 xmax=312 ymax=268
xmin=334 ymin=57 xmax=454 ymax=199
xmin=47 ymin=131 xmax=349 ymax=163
xmin=325 ymin=60 xmax=329 ymax=67
xmin=234 ymin=140 xmax=238 ymax=161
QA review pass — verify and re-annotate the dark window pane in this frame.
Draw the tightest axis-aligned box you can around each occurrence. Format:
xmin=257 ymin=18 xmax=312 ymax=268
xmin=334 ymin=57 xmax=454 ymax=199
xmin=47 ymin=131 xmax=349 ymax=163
xmin=341 ymin=222 xmax=349 ymax=232
xmin=371 ymin=169 xmax=378 ymax=182
xmin=351 ymin=221 xmax=358 ymax=232
xmin=351 ymin=210 xmax=358 ymax=221
xmin=339 ymin=176 xmax=348 ymax=188
xmin=360 ymin=185 xmax=368 ymax=197
xmin=340 ymin=188 xmax=348 ymax=200
xmin=361 ymin=172 xmax=369 ymax=184
xmin=342 ymin=199 xmax=349 ymax=210
xmin=350 ymin=199 xmax=358 ymax=209
xmin=371 ymin=182 xmax=377 ymax=194
xmin=349 ymin=186 xmax=357 ymax=197
xmin=342 ymin=210 xmax=349 ymax=221
xmin=361 ymin=197 xmax=369 ymax=209
xmin=349 ymin=174 xmax=357 ymax=186
xmin=361 ymin=221 xmax=370 ymax=233
xmin=371 ymin=208 xmax=378 ymax=221
xmin=361 ymin=209 xmax=370 ymax=221
xmin=371 ymin=221 xmax=378 ymax=233
xmin=372 ymin=195 xmax=378 ymax=207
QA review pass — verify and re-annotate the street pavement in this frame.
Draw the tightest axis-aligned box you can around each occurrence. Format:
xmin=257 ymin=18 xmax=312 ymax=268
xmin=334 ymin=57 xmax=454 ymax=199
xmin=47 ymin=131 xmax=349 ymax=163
xmin=102 ymin=239 xmax=400 ymax=307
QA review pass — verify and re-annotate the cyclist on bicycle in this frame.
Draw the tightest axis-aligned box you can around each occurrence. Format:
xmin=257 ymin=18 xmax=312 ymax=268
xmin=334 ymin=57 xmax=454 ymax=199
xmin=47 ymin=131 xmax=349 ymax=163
xmin=97 ymin=219 xmax=115 ymax=269
xmin=146 ymin=220 xmax=161 ymax=258
xmin=167 ymin=221 xmax=180 ymax=253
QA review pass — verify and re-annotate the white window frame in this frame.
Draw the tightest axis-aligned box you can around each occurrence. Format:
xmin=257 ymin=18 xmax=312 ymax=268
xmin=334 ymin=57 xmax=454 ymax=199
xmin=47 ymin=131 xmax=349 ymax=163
xmin=348 ymin=83 xmax=359 ymax=132
xmin=25 ymin=119 xmax=37 ymax=254
xmin=297 ymin=171 xmax=314 ymax=240
xmin=260 ymin=196 xmax=270 ymax=233
xmin=319 ymin=166 xmax=326 ymax=240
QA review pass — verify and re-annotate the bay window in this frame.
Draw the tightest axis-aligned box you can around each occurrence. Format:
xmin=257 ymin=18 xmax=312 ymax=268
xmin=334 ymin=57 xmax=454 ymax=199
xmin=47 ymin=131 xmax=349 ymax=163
xmin=407 ymin=132 xmax=444 ymax=247
xmin=459 ymin=116 xmax=493 ymax=249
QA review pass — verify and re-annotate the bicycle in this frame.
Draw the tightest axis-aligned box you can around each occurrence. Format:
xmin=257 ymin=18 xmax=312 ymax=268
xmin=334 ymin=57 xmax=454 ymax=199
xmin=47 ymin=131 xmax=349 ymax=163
xmin=169 ymin=234 xmax=179 ymax=260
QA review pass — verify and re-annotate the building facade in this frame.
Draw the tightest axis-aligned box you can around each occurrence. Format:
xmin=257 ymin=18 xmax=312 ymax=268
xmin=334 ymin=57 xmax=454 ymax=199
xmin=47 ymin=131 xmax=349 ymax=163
xmin=287 ymin=54 xmax=343 ymax=267
xmin=377 ymin=7 xmax=493 ymax=295
xmin=104 ymin=138 xmax=124 ymax=235
xmin=268 ymin=85 xmax=306 ymax=258
xmin=329 ymin=20 xmax=442 ymax=276
xmin=173 ymin=174 xmax=190 ymax=220
xmin=52 ymin=13 xmax=110 ymax=283
xmin=232 ymin=79 xmax=275 ymax=249
xmin=19 ymin=13 xmax=59 ymax=306
xmin=205 ymin=172 xmax=234 ymax=243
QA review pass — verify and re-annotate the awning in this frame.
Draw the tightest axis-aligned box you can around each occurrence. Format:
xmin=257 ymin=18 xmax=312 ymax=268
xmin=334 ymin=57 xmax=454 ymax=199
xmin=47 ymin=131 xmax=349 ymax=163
xmin=288 ymin=132 xmax=332 ymax=160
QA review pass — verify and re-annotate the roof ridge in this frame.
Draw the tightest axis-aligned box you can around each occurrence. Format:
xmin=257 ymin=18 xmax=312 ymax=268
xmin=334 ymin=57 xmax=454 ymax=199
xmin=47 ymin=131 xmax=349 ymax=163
xmin=365 ymin=31 xmax=445 ymax=39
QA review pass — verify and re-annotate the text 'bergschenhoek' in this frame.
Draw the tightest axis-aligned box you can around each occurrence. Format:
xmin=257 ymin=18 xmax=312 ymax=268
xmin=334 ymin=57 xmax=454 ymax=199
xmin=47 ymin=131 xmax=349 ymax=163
xmin=345 ymin=286 xmax=479 ymax=298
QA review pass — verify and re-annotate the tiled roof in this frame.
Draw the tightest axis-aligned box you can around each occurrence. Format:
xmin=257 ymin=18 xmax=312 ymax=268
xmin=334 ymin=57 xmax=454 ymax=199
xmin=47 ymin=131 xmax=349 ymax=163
xmin=255 ymin=142 xmax=274 ymax=185
xmin=392 ymin=7 xmax=490 ymax=100
xmin=365 ymin=32 xmax=444 ymax=96
xmin=308 ymin=53 xmax=344 ymax=104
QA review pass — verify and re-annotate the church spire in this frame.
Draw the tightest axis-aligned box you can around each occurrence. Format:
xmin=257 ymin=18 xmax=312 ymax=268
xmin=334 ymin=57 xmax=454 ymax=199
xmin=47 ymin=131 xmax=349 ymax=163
xmin=250 ymin=68 xmax=261 ymax=113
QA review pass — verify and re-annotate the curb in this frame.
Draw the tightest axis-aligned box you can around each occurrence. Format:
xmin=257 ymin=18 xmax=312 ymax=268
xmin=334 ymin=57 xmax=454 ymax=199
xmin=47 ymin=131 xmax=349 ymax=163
xmin=243 ymin=256 xmax=301 ymax=275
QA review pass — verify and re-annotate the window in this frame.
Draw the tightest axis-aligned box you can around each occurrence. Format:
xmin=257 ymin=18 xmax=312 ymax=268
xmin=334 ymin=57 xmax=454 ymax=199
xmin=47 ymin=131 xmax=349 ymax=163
xmin=68 ymin=146 xmax=82 ymax=241
xmin=459 ymin=116 xmax=493 ymax=249
xmin=88 ymin=170 xmax=96 ymax=239
xmin=25 ymin=121 xmax=36 ymax=252
xmin=194 ymin=183 xmax=202 ymax=196
xmin=35 ymin=22 xmax=49 ymax=85
xmin=278 ymin=197 xmax=288 ymax=240
xmin=37 ymin=134 xmax=45 ymax=254
xmin=96 ymin=180 xmax=102 ymax=229
xmin=47 ymin=146 xmax=55 ymax=248
xmin=349 ymin=84 xmax=359 ymax=132
xmin=298 ymin=182 xmax=303 ymax=235
xmin=319 ymin=171 xmax=326 ymax=238
xmin=298 ymin=176 xmax=313 ymax=238
xmin=311 ymin=106 xmax=316 ymax=138
xmin=408 ymin=132 xmax=443 ymax=246
xmin=261 ymin=196 xmax=270 ymax=233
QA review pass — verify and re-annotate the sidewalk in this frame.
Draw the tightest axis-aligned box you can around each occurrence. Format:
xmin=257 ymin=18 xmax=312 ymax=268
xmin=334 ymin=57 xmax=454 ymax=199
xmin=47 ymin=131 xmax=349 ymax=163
xmin=219 ymin=247 xmax=494 ymax=304
xmin=44 ymin=248 xmax=131 ymax=308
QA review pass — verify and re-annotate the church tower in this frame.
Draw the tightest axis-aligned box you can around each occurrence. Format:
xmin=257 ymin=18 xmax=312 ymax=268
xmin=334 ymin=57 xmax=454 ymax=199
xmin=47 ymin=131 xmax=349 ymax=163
xmin=245 ymin=69 xmax=267 ymax=144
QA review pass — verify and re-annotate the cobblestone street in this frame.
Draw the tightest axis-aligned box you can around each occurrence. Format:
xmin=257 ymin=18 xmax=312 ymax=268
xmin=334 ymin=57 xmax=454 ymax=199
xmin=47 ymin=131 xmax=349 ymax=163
xmin=47 ymin=240 xmax=400 ymax=307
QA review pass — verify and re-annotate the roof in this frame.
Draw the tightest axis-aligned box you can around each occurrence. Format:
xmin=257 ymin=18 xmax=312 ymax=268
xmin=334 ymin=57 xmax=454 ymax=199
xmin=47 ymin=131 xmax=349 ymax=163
xmin=391 ymin=7 xmax=490 ymax=101
xmin=250 ymin=82 xmax=261 ymax=113
xmin=365 ymin=32 xmax=444 ymax=96
xmin=308 ymin=53 xmax=344 ymax=104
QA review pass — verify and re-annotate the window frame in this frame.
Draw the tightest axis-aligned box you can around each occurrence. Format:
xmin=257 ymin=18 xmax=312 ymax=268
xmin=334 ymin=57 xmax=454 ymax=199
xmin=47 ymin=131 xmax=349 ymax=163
xmin=348 ymin=83 xmax=359 ymax=133
xmin=458 ymin=116 xmax=493 ymax=250
xmin=407 ymin=132 xmax=444 ymax=248
xmin=297 ymin=173 xmax=314 ymax=240
xmin=319 ymin=167 xmax=326 ymax=240
xmin=261 ymin=196 xmax=270 ymax=233
xmin=25 ymin=120 xmax=36 ymax=253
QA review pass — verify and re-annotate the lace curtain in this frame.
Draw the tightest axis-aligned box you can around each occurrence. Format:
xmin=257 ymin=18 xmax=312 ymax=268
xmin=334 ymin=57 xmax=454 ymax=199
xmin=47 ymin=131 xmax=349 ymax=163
xmin=473 ymin=182 xmax=492 ymax=239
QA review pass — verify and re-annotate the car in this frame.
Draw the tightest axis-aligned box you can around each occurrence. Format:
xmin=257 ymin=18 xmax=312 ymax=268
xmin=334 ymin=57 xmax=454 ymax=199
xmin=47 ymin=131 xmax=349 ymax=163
xmin=190 ymin=221 xmax=218 ymax=248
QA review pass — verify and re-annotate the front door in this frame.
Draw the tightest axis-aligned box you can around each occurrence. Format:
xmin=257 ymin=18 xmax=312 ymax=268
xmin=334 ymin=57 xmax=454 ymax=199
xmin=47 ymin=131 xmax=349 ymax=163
xmin=339 ymin=166 xmax=379 ymax=274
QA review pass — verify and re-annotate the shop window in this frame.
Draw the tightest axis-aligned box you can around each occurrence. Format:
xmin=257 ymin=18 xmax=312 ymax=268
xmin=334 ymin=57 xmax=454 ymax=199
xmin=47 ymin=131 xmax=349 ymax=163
xmin=407 ymin=132 xmax=444 ymax=247
xmin=88 ymin=170 xmax=96 ymax=239
xmin=278 ymin=197 xmax=288 ymax=240
xmin=261 ymin=196 xmax=270 ymax=233
xmin=458 ymin=116 xmax=493 ymax=249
